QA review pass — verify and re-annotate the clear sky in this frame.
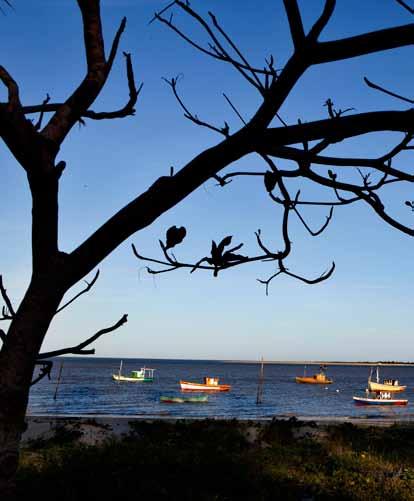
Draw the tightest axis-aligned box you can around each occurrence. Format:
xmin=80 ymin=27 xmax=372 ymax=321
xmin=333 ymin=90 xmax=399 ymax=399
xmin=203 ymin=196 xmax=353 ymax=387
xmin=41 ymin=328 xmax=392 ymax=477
xmin=1 ymin=0 xmax=414 ymax=362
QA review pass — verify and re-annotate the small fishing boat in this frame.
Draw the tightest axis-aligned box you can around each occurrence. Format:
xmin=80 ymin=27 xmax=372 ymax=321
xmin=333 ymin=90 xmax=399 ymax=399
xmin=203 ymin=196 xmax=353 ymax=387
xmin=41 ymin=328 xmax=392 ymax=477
xmin=112 ymin=361 xmax=155 ymax=382
xmin=353 ymin=367 xmax=408 ymax=405
xmin=160 ymin=395 xmax=208 ymax=404
xmin=180 ymin=377 xmax=231 ymax=392
xmin=367 ymin=366 xmax=407 ymax=393
xmin=353 ymin=391 xmax=408 ymax=406
xmin=295 ymin=365 xmax=333 ymax=384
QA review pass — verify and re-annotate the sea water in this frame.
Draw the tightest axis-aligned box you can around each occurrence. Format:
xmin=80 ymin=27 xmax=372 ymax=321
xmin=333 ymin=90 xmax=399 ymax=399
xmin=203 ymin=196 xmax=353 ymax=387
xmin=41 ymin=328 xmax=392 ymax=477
xmin=28 ymin=357 xmax=414 ymax=419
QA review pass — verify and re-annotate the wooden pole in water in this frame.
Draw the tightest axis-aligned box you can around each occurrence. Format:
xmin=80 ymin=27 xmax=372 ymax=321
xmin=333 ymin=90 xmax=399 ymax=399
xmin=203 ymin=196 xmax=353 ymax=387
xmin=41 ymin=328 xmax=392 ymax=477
xmin=256 ymin=357 xmax=264 ymax=405
xmin=53 ymin=361 xmax=64 ymax=401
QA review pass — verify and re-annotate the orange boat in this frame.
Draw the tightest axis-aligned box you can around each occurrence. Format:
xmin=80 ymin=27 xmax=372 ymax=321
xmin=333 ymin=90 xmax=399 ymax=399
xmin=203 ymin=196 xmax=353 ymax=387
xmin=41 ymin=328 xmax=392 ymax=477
xmin=180 ymin=377 xmax=231 ymax=392
xmin=295 ymin=365 xmax=333 ymax=384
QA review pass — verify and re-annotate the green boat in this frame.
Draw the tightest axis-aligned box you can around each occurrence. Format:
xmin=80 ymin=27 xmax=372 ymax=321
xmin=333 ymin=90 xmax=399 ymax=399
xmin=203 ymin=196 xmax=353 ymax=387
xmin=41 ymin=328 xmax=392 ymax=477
xmin=160 ymin=395 xmax=208 ymax=404
xmin=112 ymin=361 xmax=155 ymax=382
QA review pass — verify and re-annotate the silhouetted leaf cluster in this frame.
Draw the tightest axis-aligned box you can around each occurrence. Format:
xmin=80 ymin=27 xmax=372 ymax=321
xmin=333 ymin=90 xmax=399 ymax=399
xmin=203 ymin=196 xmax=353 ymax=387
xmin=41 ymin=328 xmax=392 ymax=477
xmin=208 ymin=236 xmax=246 ymax=276
xmin=165 ymin=225 xmax=187 ymax=249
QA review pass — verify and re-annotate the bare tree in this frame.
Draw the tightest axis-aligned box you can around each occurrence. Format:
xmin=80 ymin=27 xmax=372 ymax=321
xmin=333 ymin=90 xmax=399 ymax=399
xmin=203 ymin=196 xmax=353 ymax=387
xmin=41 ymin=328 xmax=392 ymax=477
xmin=1 ymin=0 xmax=414 ymax=496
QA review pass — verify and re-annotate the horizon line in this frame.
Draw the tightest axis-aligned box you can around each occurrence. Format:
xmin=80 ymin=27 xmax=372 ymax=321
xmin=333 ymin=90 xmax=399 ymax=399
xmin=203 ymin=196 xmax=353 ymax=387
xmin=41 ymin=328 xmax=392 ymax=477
xmin=57 ymin=355 xmax=414 ymax=366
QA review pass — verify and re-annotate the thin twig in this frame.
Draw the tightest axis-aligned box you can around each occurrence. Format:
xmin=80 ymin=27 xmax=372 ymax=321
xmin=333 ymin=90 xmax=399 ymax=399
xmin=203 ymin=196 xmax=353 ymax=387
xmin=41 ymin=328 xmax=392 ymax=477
xmin=0 ymin=275 xmax=15 ymax=318
xmin=55 ymin=270 xmax=100 ymax=314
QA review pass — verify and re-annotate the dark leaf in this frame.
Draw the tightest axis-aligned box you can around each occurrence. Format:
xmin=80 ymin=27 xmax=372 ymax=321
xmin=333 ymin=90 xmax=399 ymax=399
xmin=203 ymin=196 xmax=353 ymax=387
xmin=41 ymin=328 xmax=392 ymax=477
xmin=165 ymin=225 xmax=187 ymax=249
xmin=264 ymin=171 xmax=277 ymax=192
xmin=211 ymin=240 xmax=220 ymax=264
xmin=223 ymin=251 xmax=246 ymax=262
xmin=217 ymin=235 xmax=232 ymax=255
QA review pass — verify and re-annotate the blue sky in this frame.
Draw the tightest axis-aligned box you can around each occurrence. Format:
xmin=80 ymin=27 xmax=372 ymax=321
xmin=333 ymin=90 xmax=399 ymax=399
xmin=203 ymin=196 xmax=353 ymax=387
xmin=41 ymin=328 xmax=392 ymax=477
xmin=1 ymin=0 xmax=414 ymax=361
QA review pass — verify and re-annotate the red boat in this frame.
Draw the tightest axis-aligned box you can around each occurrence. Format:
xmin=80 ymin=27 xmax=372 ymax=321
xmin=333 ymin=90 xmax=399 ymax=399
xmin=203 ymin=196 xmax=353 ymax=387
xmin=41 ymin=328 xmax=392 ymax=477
xmin=180 ymin=377 xmax=231 ymax=392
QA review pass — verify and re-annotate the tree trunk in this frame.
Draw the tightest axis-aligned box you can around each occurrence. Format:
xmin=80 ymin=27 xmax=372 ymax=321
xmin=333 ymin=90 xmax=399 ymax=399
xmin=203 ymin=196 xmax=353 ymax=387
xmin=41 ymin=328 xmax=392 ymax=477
xmin=0 ymin=278 xmax=64 ymax=498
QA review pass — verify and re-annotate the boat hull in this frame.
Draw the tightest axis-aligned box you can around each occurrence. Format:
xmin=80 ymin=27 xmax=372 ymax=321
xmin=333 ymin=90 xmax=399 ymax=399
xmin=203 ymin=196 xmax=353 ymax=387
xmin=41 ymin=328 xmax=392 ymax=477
xmin=160 ymin=397 xmax=184 ymax=403
xmin=179 ymin=380 xmax=231 ymax=392
xmin=368 ymin=381 xmax=407 ymax=393
xmin=112 ymin=375 xmax=153 ymax=382
xmin=295 ymin=376 xmax=333 ymax=384
xmin=353 ymin=396 xmax=408 ymax=406
xmin=160 ymin=395 xmax=208 ymax=403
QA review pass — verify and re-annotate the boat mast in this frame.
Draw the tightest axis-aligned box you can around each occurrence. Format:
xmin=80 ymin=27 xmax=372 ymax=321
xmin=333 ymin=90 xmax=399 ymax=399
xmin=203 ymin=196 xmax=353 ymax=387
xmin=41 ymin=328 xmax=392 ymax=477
xmin=118 ymin=360 xmax=123 ymax=382
xmin=368 ymin=366 xmax=373 ymax=383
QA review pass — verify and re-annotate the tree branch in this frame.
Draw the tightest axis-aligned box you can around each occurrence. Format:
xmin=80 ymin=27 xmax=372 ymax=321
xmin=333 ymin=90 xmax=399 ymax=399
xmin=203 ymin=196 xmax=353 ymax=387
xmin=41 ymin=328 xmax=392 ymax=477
xmin=0 ymin=275 xmax=15 ymax=318
xmin=307 ymin=0 xmax=336 ymax=42
xmin=41 ymin=1 xmax=134 ymax=145
xmin=0 ymin=65 xmax=20 ymax=110
xmin=30 ymin=360 xmax=53 ymax=386
xmin=153 ymin=1 xmax=273 ymax=78
xmin=37 ymin=314 xmax=128 ymax=359
xmin=364 ymin=76 xmax=414 ymax=104
xmin=293 ymin=205 xmax=334 ymax=237
xmin=59 ymin=3 xmax=414 ymax=294
xmin=259 ymin=110 xmax=414 ymax=149
xmin=312 ymin=23 xmax=414 ymax=64
xmin=395 ymin=0 xmax=414 ymax=14
xmin=55 ymin=269 xmax=100 ymax=315
xmin=257 ymin=260 xmax=335 ymax=296
xmin=163 ymin=75 xmax=227 ymax=136
xmin=107 ymin=17 xmax=127 ymax=72
xmin=283 ymin=0 xmax=305 ymax=50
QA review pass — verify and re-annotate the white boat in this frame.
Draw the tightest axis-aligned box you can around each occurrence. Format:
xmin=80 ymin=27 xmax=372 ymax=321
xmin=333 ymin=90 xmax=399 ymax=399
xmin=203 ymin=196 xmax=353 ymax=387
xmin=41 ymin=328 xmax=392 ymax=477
xmin=367 ymin=366 xmax=406 ymax=393
xmin=353 ymin=367 xmax=408 ymax=406
xmin=353 ymin=391 xmax=408 ymax=406
xmin=180 ymin=377 xmax=231 ymax=392
xmin=112 ymin=361 xmax=155 ymax=382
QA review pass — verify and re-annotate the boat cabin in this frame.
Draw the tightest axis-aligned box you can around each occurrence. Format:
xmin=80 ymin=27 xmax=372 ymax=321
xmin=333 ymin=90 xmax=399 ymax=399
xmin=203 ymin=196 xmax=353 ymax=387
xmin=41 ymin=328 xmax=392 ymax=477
xmin=203 ymin=377 xmax=219 ymax=386
xmin=131 ymin=368 xmax=155 ymax=379
xmin=384 ymin=379 xmax=399 ymax=386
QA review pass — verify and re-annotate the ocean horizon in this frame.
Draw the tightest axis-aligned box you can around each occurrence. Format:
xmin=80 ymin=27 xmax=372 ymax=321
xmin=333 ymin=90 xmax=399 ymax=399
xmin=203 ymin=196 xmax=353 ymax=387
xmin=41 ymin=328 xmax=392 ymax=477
xmin=56 ymin=355 xmax=414 ymax=366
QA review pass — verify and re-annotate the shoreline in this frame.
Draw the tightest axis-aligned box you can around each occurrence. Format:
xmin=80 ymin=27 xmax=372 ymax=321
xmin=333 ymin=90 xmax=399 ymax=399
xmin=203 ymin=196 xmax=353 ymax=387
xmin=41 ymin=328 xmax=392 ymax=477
xmin=23 ymin=413 xmax=414 ymax=446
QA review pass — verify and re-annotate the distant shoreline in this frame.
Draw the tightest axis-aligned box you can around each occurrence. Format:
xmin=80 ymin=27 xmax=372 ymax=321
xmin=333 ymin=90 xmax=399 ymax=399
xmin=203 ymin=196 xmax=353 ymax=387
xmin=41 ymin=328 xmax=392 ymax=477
xmin=60 ymin=356 xmax=414 ymax=366
xmin=222 ymin=360 xmax=414 ymax=367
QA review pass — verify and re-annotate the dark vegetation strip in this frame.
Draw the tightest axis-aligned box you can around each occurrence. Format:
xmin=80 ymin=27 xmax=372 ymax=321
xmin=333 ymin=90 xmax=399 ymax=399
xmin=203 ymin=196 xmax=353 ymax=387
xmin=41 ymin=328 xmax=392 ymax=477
xmin=17 ymin=418 xmax=414 ymax=500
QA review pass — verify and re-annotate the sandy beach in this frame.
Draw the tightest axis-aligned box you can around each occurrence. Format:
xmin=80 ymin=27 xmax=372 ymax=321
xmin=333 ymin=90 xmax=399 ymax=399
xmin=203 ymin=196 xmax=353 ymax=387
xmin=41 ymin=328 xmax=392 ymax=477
xmin=23 ymin=414 xmax=414 ymax=446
